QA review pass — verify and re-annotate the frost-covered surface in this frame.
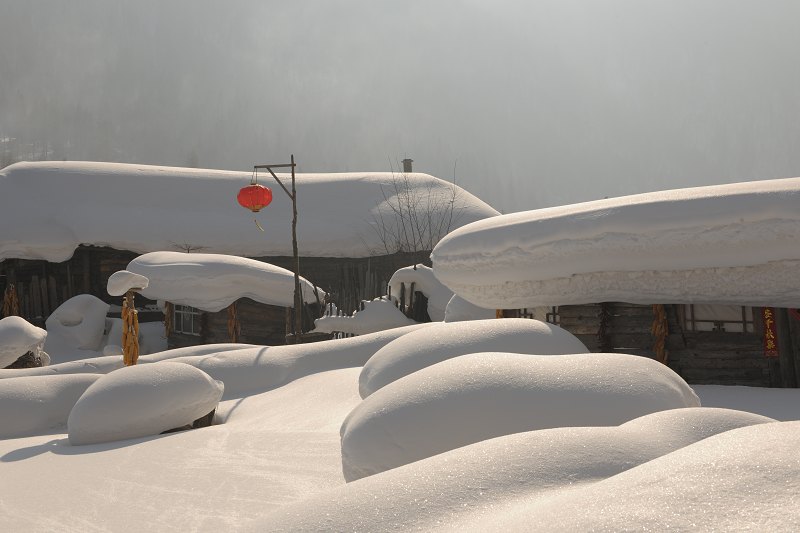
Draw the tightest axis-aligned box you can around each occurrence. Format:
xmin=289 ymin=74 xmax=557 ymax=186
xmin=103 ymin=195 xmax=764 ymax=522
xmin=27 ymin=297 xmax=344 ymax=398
xmin=0 ymin=315 xmax=47 ymax=367
xmin=475 ymin=421 xmax=800 ymax=532
xmin=262 ymin=408 xmax=774 ymax=531
xmin=343 ymin=352 xmax=699 ymax=480
xmin=359 ymin=319 xmax=587 ymax=398
xmin=432 ymin=177 xmax=800 ymax=308
xmin=443 ymin=294 xmax=496 ymax=322
xmin=126 ymin=251 xmax=323 ymax=311
xmin=0 ymin=374 xmax=100 ymax=439
xmin=0 ymin=161 xmax=499 ymax=262
xmin=313 ymin=298 xmax=416 ymax=335
xmin=106 ymin=270 xmax=149 ymax=296
xmin=68 ymin=362 xmax=223 ymax=445
xmin=387 ymin=264 xmax=453 ymax=321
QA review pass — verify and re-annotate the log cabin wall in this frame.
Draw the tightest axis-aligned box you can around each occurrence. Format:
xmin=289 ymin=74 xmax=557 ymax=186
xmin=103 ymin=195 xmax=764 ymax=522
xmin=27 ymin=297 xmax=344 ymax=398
xmin=1 ymin=245 xmax=429 ymax=325
xmin=0 ymin=246 xmax=149 ymax=326
xmin=557 ymin=303 xmax=780 ymax=387
xmin=256 ymin=251 xmax=431 ymax=314
xmin=167 ymin=298 xmax=311 ymax=349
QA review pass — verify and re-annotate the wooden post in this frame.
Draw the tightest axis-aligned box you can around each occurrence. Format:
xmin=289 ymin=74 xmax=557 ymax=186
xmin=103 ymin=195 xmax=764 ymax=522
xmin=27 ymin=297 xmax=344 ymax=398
xmin=291 ymin=154 xmax=302 ymax=343
xmin=121 ymin=290 xmax=140 ymax=366
xmin=775 ymin=308 xmax=797 ymax=388
xmin=788 ymin=314 xmax=800 ymax=386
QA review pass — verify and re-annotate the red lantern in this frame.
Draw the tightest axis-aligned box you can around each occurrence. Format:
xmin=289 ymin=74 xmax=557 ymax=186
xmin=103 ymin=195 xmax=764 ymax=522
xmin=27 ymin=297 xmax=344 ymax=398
xmin=237 ymin=184 xmax=273 ymax=212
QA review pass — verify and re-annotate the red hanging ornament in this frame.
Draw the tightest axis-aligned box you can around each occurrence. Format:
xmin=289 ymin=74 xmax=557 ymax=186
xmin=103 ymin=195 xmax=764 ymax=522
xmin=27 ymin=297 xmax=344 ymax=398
xmin=237 ymin=184 xmax=273 ymax=212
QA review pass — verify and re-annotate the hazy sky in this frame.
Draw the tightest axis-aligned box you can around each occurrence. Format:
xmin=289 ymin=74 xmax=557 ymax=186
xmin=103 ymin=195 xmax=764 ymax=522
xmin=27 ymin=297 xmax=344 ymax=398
xmin=2 ymin=1 xmax=799 ymax=212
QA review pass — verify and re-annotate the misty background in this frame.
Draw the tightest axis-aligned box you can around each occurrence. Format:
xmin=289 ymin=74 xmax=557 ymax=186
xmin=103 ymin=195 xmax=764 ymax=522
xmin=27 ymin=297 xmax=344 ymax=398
xmin=1 ymin=0 xmax=799 ymax=213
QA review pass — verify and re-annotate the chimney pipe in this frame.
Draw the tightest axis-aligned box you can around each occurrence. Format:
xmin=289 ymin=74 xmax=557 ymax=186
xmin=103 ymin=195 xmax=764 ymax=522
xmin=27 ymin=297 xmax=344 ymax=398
xmin=401 ymin=158 xmax=413 ymax=173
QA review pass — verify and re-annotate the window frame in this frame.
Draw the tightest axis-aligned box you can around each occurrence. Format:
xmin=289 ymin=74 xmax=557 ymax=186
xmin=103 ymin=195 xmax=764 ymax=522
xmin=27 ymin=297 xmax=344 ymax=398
xmin=173 ymin=304 xmax=202 ymax=336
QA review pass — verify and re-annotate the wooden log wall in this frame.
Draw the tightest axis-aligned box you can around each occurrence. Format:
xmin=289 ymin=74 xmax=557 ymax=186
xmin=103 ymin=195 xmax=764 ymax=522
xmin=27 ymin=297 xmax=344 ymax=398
xmin=259 ymin=251 xmax=431 ymax=314
xmin=556 ymin=302 xmax=777 ymax=387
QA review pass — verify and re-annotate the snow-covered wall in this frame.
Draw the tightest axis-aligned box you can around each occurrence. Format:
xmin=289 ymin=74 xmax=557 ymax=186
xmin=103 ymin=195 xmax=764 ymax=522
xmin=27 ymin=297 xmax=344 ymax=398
xmin=0 ymin=161 xmax=499 ymax=262
xmin=433 ymin=177 xmax=800 ymax=308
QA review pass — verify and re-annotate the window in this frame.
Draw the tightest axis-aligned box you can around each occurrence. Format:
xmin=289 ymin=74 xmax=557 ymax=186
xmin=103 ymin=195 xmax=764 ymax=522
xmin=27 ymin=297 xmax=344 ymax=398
xmin=683 ymin=304 xmax=754 ymax=333
xmin=174 ymin=305 xmax=202 ymax=336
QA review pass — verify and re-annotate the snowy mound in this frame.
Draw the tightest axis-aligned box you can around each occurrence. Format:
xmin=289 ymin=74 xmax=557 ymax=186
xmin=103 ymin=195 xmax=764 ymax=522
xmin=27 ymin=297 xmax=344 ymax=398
xmin=313 ymin=298 xmax=416 ymax=336
xmin=0 ymin=315 xmax=47 ymax=368
xmin=432 ymin=177 xmax=800 ymax=308
xmin=68 ymin=362 xmax=223 ymax=446
xmin=126 ymin=251 xmax=322 ymax=312
xmin=0 ymin=161 xmax=499 ymax=262
xmin=358 ymin=319 xmax=587 ymax=398
xmin=0 ymin=343 xmax=256 ymax=379
xmin=44 ymin=294 xmax=110 ymax=355
xmin=342 ymin=352 xmax=699 ymax=480
xmin=262 ymin=408 xmax=772 ymax=531
xmin=169 ymin=323 xmax=433 ymax=399
xmin=0 ymin=374 xmax=101 ymax=439
xmin=443 ymin=294 xmax=496 ymax=322
xmin=487 ymin=421 xmax=800 ymax=531
xmin=387 ymin=264 xmax=453 ymax=321
xmin=106 ymin=270 xmax=149 ymax=296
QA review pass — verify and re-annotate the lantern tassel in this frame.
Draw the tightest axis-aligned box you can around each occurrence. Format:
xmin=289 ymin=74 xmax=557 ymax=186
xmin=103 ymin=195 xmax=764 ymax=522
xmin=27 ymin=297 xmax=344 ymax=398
xmin=254 ymin=217 xmax=264 ymax=231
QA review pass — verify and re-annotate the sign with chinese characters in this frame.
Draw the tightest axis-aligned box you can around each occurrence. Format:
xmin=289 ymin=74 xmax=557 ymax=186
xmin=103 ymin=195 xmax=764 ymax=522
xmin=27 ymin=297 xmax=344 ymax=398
xmin=762 ymin=307 xmax=779 ymax=358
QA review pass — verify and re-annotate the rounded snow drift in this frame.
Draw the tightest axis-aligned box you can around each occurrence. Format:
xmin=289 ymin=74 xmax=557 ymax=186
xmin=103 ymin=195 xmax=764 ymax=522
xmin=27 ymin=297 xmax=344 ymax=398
xmin=68 ymin=362 xmax=224 ymax=446
xmin=45 ymin=294 xmax=110 ymax=352
xmin=342 ymin=352 xmax=700 ymax=481
xmin=358 ymin=319 xmax=588 ymax=398
xmin=0 ymin=374 xmax=101 ymax=439
xmin=0 ymin=315 xmax=48 ymax=368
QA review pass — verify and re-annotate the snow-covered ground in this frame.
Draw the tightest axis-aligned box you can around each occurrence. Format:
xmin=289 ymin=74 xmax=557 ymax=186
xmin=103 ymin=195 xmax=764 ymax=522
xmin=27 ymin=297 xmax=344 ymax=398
xmin=1 ymin=318 xmax=798 ymax=531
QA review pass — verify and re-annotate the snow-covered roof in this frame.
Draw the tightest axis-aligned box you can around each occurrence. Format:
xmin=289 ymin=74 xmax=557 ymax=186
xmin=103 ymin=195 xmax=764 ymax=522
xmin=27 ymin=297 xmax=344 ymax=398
xmin=125 ymin=252 xmax=324 ymax=312
xmin=432 ymin=177 xmax=800 ymax=308
xmin=0 ymin=161 xmax=499 ymax=262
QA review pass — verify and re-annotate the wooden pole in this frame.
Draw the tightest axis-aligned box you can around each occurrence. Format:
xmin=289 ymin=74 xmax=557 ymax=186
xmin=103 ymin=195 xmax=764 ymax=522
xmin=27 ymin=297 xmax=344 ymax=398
xmin=291 ymin=154 xmax=302 ymax=343
xmin=775 ymin=308 xmax=797 ymax=388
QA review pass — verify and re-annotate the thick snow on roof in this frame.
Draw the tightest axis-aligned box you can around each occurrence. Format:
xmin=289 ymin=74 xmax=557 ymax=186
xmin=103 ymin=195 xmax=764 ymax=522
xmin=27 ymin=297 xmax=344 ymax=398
xmin=432 ymin=177 xmax=800 ymax=308
xmin=125 ymin=251 xmax=323 ymax=311
xmin=0 ymin=161 xmax=499 ymax=262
